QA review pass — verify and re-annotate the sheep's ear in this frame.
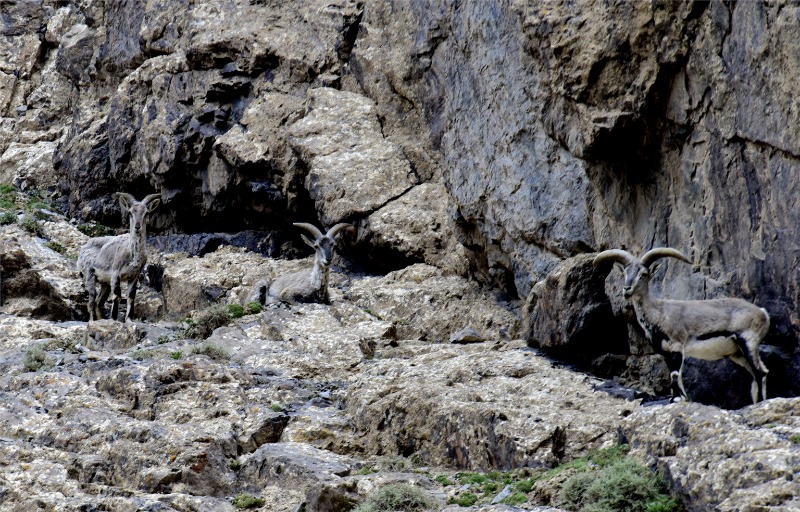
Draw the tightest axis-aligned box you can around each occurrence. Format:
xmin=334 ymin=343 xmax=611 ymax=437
xmin=144 ymin=194 xmax=161 ymax=213
xmin=614 ymin=262 xmax=624 ymax=272
xmin=300 ymin=234 xmax=316 ymax=248
xmin=115 ymin=192 xmax=135 ymax=212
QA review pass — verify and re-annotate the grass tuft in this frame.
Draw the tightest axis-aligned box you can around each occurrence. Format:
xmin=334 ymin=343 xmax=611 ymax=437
xmin=23 ymin=344 xmax=52 ymax=372
xmin=231 ymin=493 xmax=265 ymax=509
xmin=190 ymin=342 xmax=230 ymax=361
xmin=353 ymin=483 xmax=432 ymax=512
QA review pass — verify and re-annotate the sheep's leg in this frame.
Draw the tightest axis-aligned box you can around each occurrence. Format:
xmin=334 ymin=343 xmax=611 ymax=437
xmin=730 ymin=352 xmax=759 ymax=404
xmin=110 ymin=274 xmax=121 ymax=322
xmin=85 ymin=268 xmax=97 ymax=321
xmin=675 ymin=352 xmax=689 ymax=402
xmin=125 ymin=277 xmax=138 ymax=323
xmin=96 ymin=282 xmax=111 ymax=320
xmin=745 ymin=337 xmax=768 ymax=402
xmin=733 ymin=333 xmax=768 ymax=403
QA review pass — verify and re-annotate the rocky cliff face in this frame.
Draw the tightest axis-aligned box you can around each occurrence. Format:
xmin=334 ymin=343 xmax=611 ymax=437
xmin=2 ymin=0 xmax=800 ymax=509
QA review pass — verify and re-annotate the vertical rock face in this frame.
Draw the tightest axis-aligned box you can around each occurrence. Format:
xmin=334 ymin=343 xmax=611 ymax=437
xmin=349 ymin=0 xmax=800 ymax=342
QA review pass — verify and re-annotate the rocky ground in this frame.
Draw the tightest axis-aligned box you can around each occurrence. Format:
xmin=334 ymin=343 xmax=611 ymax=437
xmin=1 ymin=217 xmax=798 ymax=511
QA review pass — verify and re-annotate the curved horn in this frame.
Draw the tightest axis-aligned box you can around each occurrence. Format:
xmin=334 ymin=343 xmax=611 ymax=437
xmin=640 ymin=247 xmax=690 ymax=267
xmin=593 ymin=249 xmax=636 ymax=268
xmin=326 ymin=223 xmax=351 ymax=239
xmin=114 ymin=192 xmax=136 ymax=211
xmin=143 ymin=193 xmax=162 ymax=205
xmin=293 ymin=222 xmax=323 ymax=240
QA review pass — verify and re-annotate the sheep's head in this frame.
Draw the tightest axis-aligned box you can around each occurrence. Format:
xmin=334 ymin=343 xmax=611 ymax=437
xmin=593 ymin=248 xmax=690 ymax=299
xmin=294 ymin=222 xmax=351 ymax=266
xmin=116 ymin=193 xmax=161 ymax=235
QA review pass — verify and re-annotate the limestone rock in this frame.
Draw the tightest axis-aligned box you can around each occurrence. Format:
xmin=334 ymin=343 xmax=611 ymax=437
xmin=345 ymin=263 xmax=519 ymax=343
xmin=0 ymin=224 xmax=85 ymax=320
xmin=622 ymin=399 xmax=800 ymax=511
xmin=288 ymin=87 xmax=418 ymax=226
xmin=345 ymin=340 xmax=638 ymax=470
xmin=524 ymin=254 xmax=627 ymax=363
xmin=364 ymin=181 xmax=470 ymax=275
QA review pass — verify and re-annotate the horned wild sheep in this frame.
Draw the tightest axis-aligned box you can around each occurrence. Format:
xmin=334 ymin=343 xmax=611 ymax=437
xmin=251 ymin=222 xmax=351 ymax=305
xmin=78 ymin=192 xmax=161 ymax=322
xmin=593 ymin=247 xmax=770 ymax=404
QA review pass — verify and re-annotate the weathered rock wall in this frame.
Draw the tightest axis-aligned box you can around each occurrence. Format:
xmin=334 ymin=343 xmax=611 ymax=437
xmin=4 ymin=0 xmax=799 ymax=341
xmin=349 ymin=0 xmax=800 ymax=344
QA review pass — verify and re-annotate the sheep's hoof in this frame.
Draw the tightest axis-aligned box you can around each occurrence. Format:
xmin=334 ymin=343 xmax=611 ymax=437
xmin=670 ymin=396 xmax=684 ymax=404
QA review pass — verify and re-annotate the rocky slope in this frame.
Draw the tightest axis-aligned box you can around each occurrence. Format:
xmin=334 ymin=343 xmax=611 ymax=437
xmin=0 ymin=211 xmax=798 ymax=511
xmin=2 ymin=0 xmax=800 ymax=510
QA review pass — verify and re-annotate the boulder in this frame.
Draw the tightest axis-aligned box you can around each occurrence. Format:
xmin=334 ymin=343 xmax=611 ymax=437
xmin=523 ymin=253 xmax=628 ymax=364
xmin=288 ymin=87 xmax=418 ymax=226
xmin=622 ymin=398 xmax=800 ymax=511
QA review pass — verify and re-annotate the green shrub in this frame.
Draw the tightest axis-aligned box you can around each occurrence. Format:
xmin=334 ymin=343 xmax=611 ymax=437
xmin=170 ymin=351 xmax=183 ymax=360
xmin=0 ymin=211 xmax=16 ymax=225
xmin=227 ymin=303 xmax=245 ymax=319
xmin=231 ymin=493 xmax=265 ymax=509
xmin=561 ymin=459 xmax=683 ymax=512
xmin=502 ymin=491 xmax=528 ymax=506
xmin=190 ymin=342 xmax=230 ymax=361
xmin=184 ymin=304 xmax=232 ymax=339
xmin=19 ymin=215 xmax=44 ymax=237
xmin=45 ymin=241 xmax=67 ymax=255
xmin=77 ymin=222 xmax=115 ymax=238
xmin=0 ymin=184 xmax=16 ymax=210
xmin=353 ymin=483 xmax=432 ymax=512
xmin=129 ymin=350 xmax=155 ymax=361
xmin=245 ymin=301 xmax=263 ymax=315
xmin=790 ymin=435 xmax=800 ymax=445
xmin=451 ymin=492 xmax=478 ymax=507
xmin=23 ymin=345 xmax=52 ymax=372
xmin=434 ymin=475 xmax=453 ymax=486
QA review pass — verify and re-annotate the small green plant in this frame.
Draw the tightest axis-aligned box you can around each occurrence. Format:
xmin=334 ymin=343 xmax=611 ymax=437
xmin=190 ymin=342 xmax=230 ymax=361
xmin=790 ymin=435 xmax=800 ymax=444
xmin=129 ymin=349 xmax=155 ymax=361
xmin=157 ymin=334 xmax=173 ymax=344
xmin=364 ymin=308 xmax=384 ymax=320
xmin=356 ymin=465 xmax=378 ymax=475
xmin=452 ymin=492 xmax=478 ymax=507
xmin=77 ymin=222 xmax=115 ymax=238
xmin=19 ymin=215 xmax=44 ymax=237
xmin=0 ymin=211 xmax=16 ymax=225
xmin=561 ymin=458 xmax=682 ymax=512
xmin=184 ymin=304 xmax=233 ymax=339
xmin=353 ymin=483 xmax=432 ymax=512
xmin=45 ymin=241 xmax=67 ymax=255
xmin=231 ymin=493 xmax=265 ymax=509
xmin=0 ymin=184 xmax=16 ymax=210
xmin=269 ymin=403 xmax=283 ymax=412
xmin=170 ymin=351 xmax=183 ymax=360
xmin=502 ymin=491 xmax=528 ymax=506
xmin=229 ymin=459 xmax=242 ymax=471
xmin=434 ymin=475 xmax=453 ymax=486
xmin=245 ymin=301 xmax=263 ymax=315
xmin=23 ymin=344 xmax=52 ymax=372
xmin=227 ymin=303 xmax=245 ymax=319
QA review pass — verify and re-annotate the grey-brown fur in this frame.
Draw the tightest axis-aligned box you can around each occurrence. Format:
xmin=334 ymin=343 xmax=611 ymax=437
xmin=251 ymin=222 xmax=350 ymax=305
xmin=77 ymin=193 xmax=161 ymax=322
xmin=593 ymin=247 xmax=770 ymax=404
